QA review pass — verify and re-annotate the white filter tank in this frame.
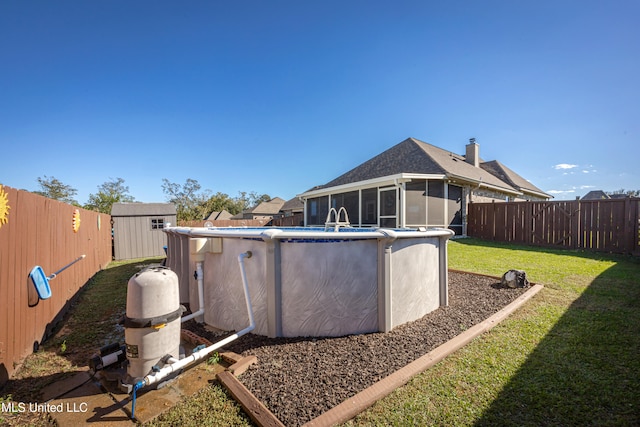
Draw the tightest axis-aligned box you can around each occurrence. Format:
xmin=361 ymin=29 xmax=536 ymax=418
xmin=124 ymin=266 xmax=183 ymax=380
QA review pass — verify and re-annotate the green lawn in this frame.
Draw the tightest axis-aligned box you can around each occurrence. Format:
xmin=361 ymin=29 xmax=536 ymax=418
xmin=344 ymin=238 xmax=640 ymax=426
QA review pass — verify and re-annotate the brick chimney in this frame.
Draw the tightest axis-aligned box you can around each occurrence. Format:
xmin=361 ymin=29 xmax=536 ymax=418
xmin=465 ymin=138 xmax=479 ymax=167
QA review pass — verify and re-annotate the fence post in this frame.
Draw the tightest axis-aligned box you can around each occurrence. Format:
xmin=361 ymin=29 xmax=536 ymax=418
xmin=571 ymin=200 xmax=579 ymax=250
xmin=630 ymin=198 xmax=640 ymax=255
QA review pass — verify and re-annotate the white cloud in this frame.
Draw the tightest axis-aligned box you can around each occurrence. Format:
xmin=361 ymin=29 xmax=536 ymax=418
xmin=547 ymin=185 xmax=595 ymax=199
xmin=554 ymin=163 xmax=578 ymax=170
xmin=547 ymin=189 xmax=575 ymax=195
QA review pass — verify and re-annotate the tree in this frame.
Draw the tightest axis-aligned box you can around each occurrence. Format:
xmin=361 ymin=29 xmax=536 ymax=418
xmin=202 ymin=192 xmax=237 ymax=215
xmin=162 ymin=178 xmax=273 ymax=221
xmin=84 ymin=177 xmax=135 ymax=214
xmin=162 ymin=178 xmax=211 ymax=221
xmin=233 ymin=191 xmax=271 ymax=213
xmin=606 ymin=189 xmax=640 ymax=197
xmin=34 ymin=175 xmax=79 ymax=205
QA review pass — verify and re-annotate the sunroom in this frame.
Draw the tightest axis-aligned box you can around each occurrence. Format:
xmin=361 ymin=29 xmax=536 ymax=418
xmin=300 ymin=173 xmax=467 ymax=235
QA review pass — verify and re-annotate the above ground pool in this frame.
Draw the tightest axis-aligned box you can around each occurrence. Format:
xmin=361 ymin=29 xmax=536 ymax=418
xmin=164 ymin=226 xmax=453 ymax=338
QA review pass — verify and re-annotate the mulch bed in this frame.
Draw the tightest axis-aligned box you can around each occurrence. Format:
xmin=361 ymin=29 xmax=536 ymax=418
xmin=187 ymin=271 xmax=530 ymax=427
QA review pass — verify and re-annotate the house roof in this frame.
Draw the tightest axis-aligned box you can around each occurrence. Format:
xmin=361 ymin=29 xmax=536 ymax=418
xmin=307 ymin=137 xmax=549 ymax=198
xmin=480 ymin=160 xmax=549 ymax=198
xmin=248 ymin=197 xmax=286 ymax=215
xmin=206 ymin=210 xmax=233 ymax=220
xmin=111 ymin=203 xmax=176 ymax=216
xmin=280 ymin=197 xmax=304 ymax=213
xmin=581 ymin=190 xmax=611 ymax=200
xmin=321 ymin=138 xmax=445 ymax=187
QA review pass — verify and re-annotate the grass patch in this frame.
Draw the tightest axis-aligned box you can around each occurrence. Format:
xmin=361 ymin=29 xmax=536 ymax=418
xmin=145 ymin=383 xmax=252 ymax=427
xmin=346 ymin=238 xmax=640 ymax=426
xmin=448 ymin=238 xmax=620 ymax=294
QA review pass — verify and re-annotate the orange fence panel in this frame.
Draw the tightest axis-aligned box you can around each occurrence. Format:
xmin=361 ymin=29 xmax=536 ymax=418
xmin=0 ymin=185 xmax=112 ymax=386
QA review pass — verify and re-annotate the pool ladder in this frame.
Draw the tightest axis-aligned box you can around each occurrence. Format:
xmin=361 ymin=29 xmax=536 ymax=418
xmin=325 ymin=207 xmax=350 ymax=231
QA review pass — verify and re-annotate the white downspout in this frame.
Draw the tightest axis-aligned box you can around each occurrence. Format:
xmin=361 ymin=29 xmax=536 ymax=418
xmin=131 ymin=251 xmax=255 ymax=419
xmin=181 ymin=261 xmax=204 ymax=323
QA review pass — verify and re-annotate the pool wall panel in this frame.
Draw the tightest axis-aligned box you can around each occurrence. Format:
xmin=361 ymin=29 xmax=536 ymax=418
xmin=203 ymin=239 xmax=269 ymax=336
xmin=390 ymin=237 xmax=441 ymax=328
xmin=280 ymin=240 xmax=378 ymax=337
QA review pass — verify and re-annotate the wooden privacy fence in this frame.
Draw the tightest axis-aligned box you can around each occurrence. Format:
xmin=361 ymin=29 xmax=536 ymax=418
xmin=467 ymin=198 xmax=640 ymax=255
xmin=178 ymin=218 xmax=270 ymax=227
xmin=0 ymin=185 xmax=112 ymax=386
xmin=179 ymin=214 xmax=305 ymax=228
xmin=272 ymin=213 xmax=304 ymax=227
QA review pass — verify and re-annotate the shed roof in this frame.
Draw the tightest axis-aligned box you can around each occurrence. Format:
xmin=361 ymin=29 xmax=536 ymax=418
xmin=111 ymin=203 xmax=176 ymax=217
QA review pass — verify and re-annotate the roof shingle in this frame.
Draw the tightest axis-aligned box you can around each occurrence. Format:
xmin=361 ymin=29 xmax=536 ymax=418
xmin=310 ymin=137 xmax=549 ymax=198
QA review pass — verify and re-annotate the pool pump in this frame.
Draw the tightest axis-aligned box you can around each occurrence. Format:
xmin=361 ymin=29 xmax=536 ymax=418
xmin=89 ymin=266 xmax=185 ymax=392
xmin=89 ymin=342 xmax=127 ymax=371
xmin=121 ymin=266 xmax=184 ymax=390
xmin=88 ymin=253 xmax=256 ymax=420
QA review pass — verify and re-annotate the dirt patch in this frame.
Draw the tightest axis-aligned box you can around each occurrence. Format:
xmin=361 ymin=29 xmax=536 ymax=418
xmin=187 ymin=271 xmax=530 ymax=426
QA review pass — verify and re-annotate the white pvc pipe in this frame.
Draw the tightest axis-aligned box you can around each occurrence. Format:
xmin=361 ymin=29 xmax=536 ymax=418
xmin=237 ymin=251 xmax=256 ymax=329
xmin=181 ymin=261 xmax=205 ymax=323
xmin=135 ymin=251 xmax=255 ymax=390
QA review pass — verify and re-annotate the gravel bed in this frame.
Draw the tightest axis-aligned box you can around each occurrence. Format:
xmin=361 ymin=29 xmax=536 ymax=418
xmin=188 ymin=271 xmax=529 ymax=426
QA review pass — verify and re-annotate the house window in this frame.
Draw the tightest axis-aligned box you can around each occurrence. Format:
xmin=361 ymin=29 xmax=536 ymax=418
xmin=307 ymin=199 xmax=318 ymax=225
xmin=361 ymin=188 xmax=378 ymax=226
xmin=379 ymin=187 xmax=397 ymax=228
xmin=405 ymin=180 xmax=427 ymax=226
xmin=306 ymin=196 xmax=329 ymax=226
xmin=151 ymin=218 xmax=164 ymax=230
xmin=447 ymin=184 xmax=463 ymax=235
xmin=331 ymin=191 xmax=359 ymax=225
xmin=427 ymin=181 xmax=445 ymax=226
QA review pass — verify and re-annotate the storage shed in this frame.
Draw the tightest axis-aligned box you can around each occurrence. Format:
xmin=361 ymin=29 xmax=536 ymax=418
xmin=111 ymin=203 xmax=177 ymax=260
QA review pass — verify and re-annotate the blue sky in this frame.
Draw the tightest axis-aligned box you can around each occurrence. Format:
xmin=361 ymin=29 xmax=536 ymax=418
xmin=1 ymin=1 xmax=638 ymax=204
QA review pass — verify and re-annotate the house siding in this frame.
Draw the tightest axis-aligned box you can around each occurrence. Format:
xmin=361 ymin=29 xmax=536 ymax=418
xmin=471 ymin=188 xmax=509 ymax=203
